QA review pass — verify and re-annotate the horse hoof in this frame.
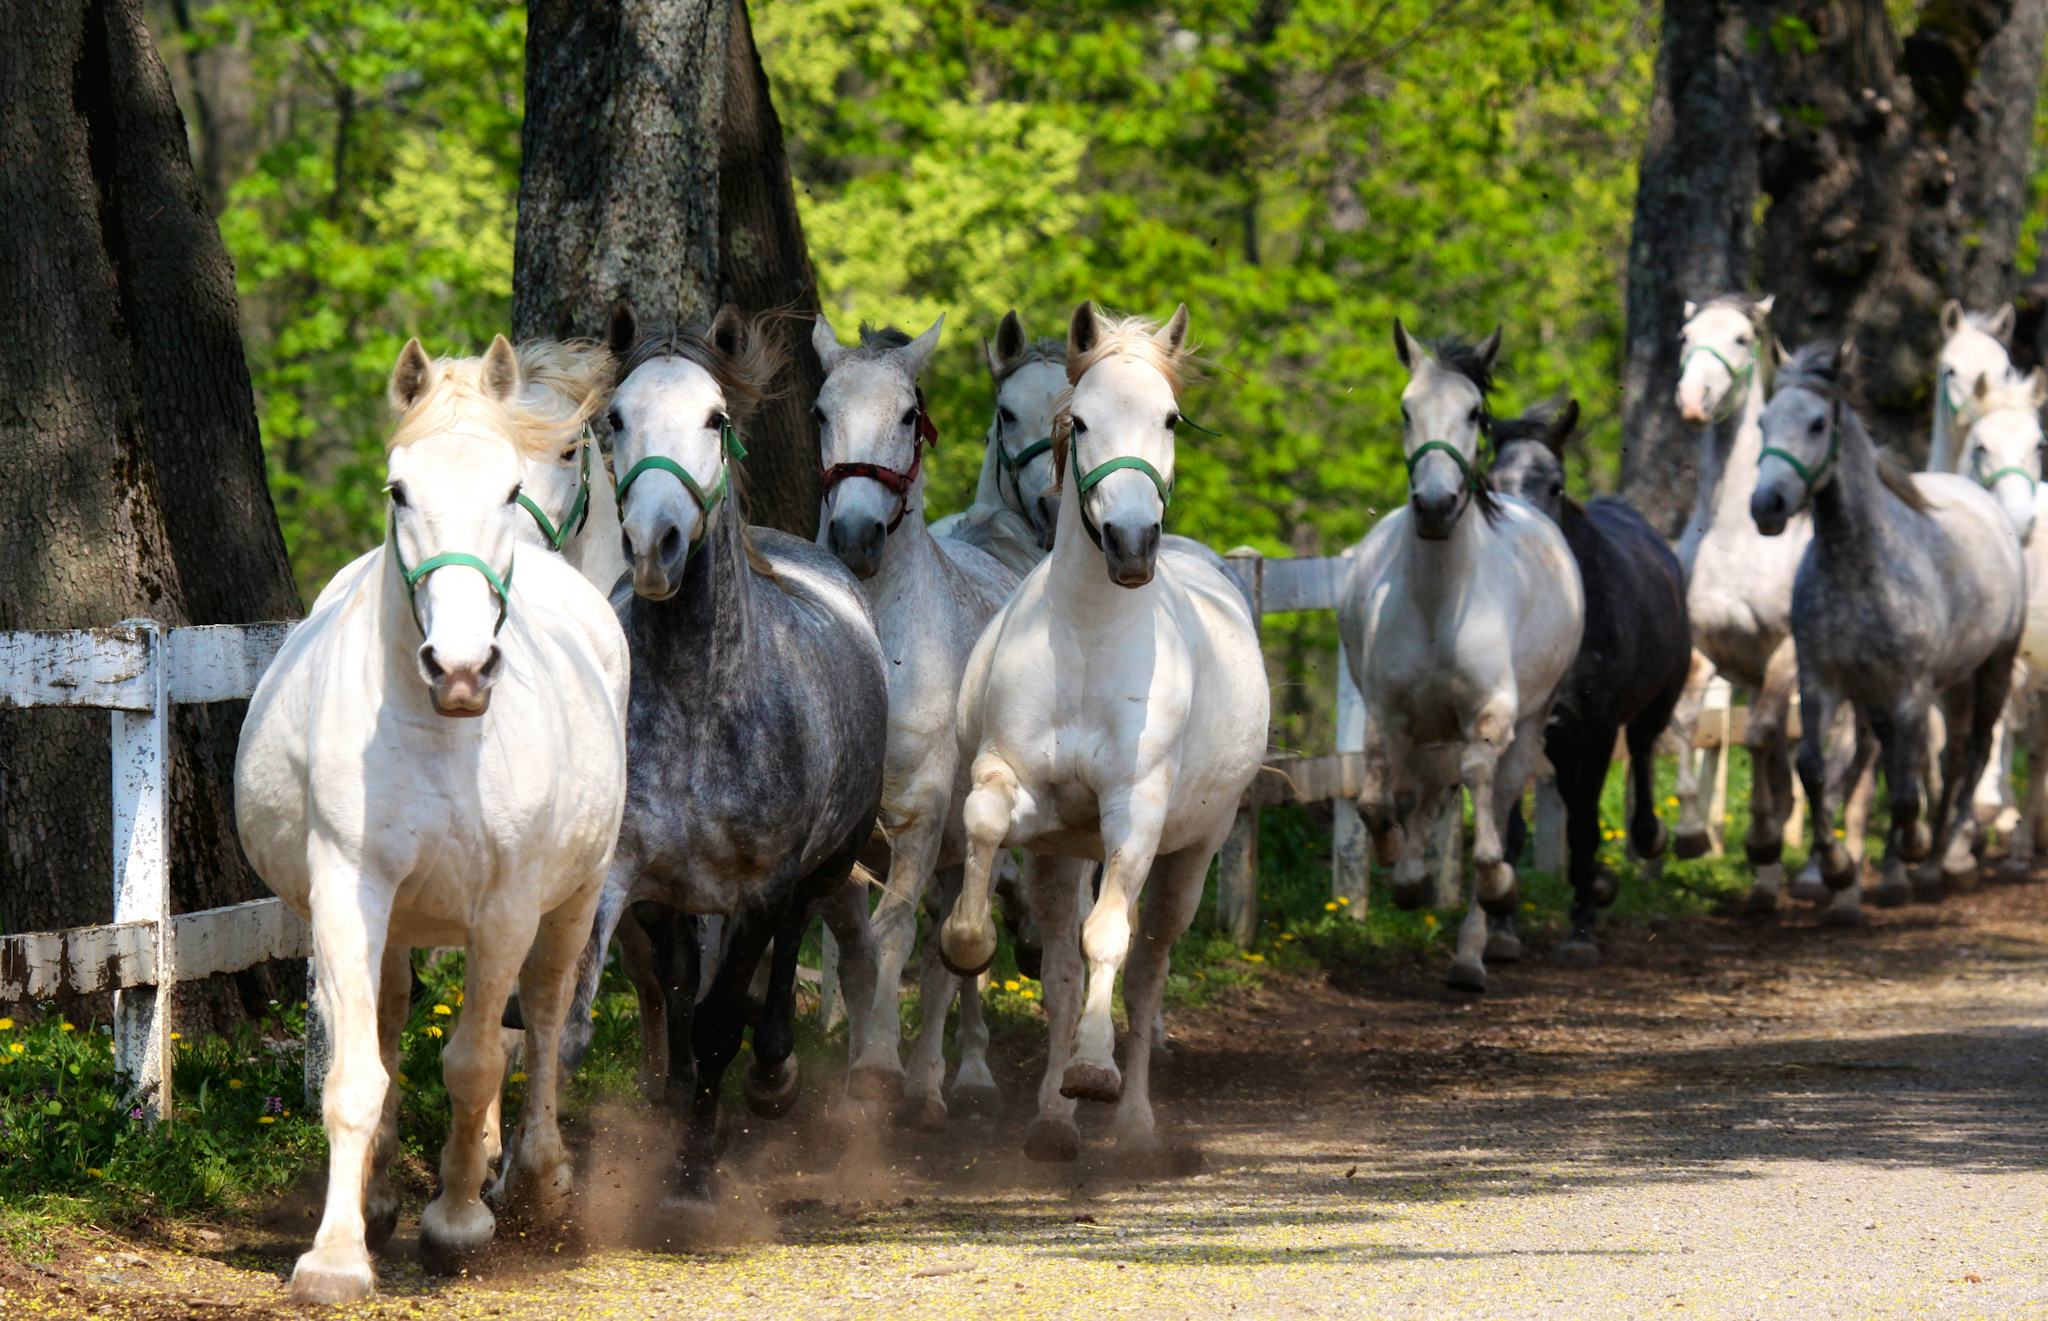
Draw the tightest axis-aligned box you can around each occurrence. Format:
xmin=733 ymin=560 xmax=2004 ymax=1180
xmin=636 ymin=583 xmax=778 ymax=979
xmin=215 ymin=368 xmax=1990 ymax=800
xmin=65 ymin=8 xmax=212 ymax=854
xmin=844 ymin=1062 xmax=903 ymax=1104
xmin=1820 ymin=900 xmax=1865 ymax=929
xmin=1942 ymin=861 xmax=1981 ymax=895
xmin=1633 ymin=820 xmax=1669 ymax=861
xmin=1672 ymin=829 xmax=1711 ymax=861
xmin=1899 ymin=821 xmax=1933 ymax=864
xmin=1871 ymin=877 xmax=1911 ymax=908
xmin=1444 ymin=958 xmax=1487 ymax=994
xmin=893 ymin=1093 xmax=949 ymax=1132
xmin=1484 ymin=929 xmax=1522 ymax=963
xmin=290 ymin=1248 xmax=376 ymax=1304
xmin=1744 ymin=839 xmax=1783 ymax=867
xmin=364 ymin=1199 xmax=401 ymax=1252
xmin=1740 ymin=886 xmax=1780 ymax=917
xmin=1476 ymin=863 xmax=1519 ymax=915
xmin=743 ymin=1056 xmax=801 ymax=1118
xmin=948 ymin=1083 xmax=1002 ymax=1120
xmin=937 ymin=920 xmax=997 ymax=979
xmin=1023 ymin=1117 xmax=1081 ymax=1163
xmin=1788 ymin=868 xmax=1830 ymax=904
xmin=1555 ymin=938 xmax=1599 ymax=969
xmin=1590 ymin=869 xmax=1620 ymax=908
xmin=1388 ymin=877 xmax=1430 ymax=911
xmin=1060 ymin=1058 xmax=1122 ymax=1104
xmin=1911 ymin=878 xmax=1946 ymax=905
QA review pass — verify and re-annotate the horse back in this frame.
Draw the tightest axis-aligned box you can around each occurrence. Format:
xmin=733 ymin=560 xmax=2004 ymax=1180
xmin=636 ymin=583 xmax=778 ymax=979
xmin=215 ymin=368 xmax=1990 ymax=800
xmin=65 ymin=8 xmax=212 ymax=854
xmin=1557 ymin=498 xmax=1693 ymax=729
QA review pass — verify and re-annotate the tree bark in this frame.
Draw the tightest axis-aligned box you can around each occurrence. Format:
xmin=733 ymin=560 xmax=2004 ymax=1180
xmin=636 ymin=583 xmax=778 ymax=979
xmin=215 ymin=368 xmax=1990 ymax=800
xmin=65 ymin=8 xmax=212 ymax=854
xmin=514 ymin=0 xmax=822 ymax=536
xmin=1948 ymin=0 xmax=2048 ymax=311
xmin=1619 ymin=0 xmax=1758 ymax=537
xmin=1752 ymin=0 xmax=2018 ymax=456
xmin=0 ymin=0 xmax=299 ymax=1018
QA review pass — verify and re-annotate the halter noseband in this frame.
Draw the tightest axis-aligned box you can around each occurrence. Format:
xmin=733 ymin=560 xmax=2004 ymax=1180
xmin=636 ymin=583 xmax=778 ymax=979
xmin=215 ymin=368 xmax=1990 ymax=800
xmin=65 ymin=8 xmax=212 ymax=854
xmin=992 ymin=410 xmax=1055 ymax=518
xmin=1071 ymin=445 xmax=1175 ymax=551
xmin=1758 ymin=395 xmax=1841 ymax=500
xmin=819 ymin=389 xmax=939 ymax=534
xmin=386 ymin=504 xmax=515 ymax=638
xmin=1681 ymin=342 xmax=1756 ymax=424
xmin=613 ymin=418 xmax=749 ymax=566
xmin=516 ymin=428 xmax=595 ymax=553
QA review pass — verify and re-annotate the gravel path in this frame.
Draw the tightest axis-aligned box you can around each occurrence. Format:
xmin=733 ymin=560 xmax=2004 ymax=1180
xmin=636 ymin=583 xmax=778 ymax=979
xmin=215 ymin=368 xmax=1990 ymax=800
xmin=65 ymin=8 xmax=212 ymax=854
xmin=9 ymin=876 xmax=2048 ymax=1318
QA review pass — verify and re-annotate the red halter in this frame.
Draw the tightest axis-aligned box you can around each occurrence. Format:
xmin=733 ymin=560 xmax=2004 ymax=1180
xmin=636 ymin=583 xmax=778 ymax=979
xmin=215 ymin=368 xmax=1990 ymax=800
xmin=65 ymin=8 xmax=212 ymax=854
xmin=819 ymin=389 xmax=940 ymax=532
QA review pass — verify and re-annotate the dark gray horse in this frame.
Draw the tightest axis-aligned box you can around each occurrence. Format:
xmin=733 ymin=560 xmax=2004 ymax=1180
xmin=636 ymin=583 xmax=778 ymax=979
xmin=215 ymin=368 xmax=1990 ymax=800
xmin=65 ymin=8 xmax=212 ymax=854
xmin=1754 ymin=343 xmax=2024 ymax=917
xmin=1493 ymin=399 xmax=1692 ymax=963
xmin=567 ymin=302 xmax=889 ymax=1206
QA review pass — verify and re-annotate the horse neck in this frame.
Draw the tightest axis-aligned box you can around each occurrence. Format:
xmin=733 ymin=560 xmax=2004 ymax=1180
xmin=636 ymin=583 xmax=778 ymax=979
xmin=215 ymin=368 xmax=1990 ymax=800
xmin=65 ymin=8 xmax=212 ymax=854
xmin=1809 ymin=417 xmax=1883 ymax=569
xmin=1401 ymin=495 xmax=1492 ymax=590
xmin=1045 ymin=466 xmax=1154 ymax=618
xmin=869 ymin=484 xmax=941 ymax=599
xmin=654 ymin=496 xmax=757 ymax=663
xmin=1699 ymin=377 xmax=1769 ymax=534
xmin=565 ymin=471 xmax=627 ymax=589
xmin=1929 ymin=388 xmax=1956 ymax=473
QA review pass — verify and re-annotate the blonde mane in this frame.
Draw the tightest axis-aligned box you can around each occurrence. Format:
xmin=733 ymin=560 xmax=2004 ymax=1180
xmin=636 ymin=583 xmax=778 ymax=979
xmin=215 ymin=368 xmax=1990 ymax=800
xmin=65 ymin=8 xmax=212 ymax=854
xmin=389 ymin=338 xmax=615 ymax=463
xmin=1051 ymin=310 xmax=1197 ymax=487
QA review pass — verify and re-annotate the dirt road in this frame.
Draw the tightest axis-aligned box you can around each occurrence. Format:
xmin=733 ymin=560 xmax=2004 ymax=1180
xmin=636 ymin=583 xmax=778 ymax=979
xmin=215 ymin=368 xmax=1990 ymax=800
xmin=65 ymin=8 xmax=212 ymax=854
xmin=8 ymin=877 xmax=2048 ymax=1319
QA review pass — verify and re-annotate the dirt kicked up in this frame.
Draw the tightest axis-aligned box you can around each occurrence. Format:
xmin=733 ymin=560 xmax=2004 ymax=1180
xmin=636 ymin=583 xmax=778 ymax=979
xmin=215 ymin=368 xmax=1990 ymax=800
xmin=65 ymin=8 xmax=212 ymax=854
xmin=6 ymin=876 xmax=2048 ymax=1320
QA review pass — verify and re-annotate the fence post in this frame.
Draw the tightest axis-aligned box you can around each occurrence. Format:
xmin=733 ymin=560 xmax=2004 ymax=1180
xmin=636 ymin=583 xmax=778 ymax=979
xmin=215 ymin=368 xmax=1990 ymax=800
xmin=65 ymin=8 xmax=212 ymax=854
xmin=1217 ymin=547 xmax=1264 ymax=947
xmin=112 ymin=619 xmax=173 ymax=1122
xmin=1331 ymin=638 xmax=1368 ymax=915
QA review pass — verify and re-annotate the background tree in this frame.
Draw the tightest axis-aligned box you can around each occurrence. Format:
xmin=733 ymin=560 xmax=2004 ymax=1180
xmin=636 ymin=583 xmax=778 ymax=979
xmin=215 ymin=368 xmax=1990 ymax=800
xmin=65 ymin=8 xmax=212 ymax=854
xmin=515 ymin=0 xmax=823 ymax=536
xmin=1 ymin=0 xmax=299 ymax=1015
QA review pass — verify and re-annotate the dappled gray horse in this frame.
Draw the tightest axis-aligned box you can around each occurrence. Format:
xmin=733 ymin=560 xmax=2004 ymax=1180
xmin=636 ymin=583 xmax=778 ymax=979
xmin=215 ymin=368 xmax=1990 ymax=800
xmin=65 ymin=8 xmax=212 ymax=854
xmin=1754 ymin=343 xmax=2024 ymax=917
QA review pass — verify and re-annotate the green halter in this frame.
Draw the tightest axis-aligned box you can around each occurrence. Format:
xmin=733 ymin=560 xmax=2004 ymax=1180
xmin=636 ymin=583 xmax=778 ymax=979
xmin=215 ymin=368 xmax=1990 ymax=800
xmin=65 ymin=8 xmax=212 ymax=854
xmin=516 ymin=430 xmax=594 ymax=552
xmin=1966 ymin=416 xmax=2042 ymax=497
xmin=994 ymin=424 xmax=1054 ymax=515
xmin=1758 ymin=398 xmax=1841 ymax=499
xmin=1682 ymin=343 xmax=1755 ymax=423
xmin=613 ymin=419 xmax=748 ymax=561
xmin=1405 ymin=439 xmax=1481 ymax=491
xmin=1071 ymin=449 xmax=1174 ymax=552
xmin=387 ymin=508 xmax=514 ymax=637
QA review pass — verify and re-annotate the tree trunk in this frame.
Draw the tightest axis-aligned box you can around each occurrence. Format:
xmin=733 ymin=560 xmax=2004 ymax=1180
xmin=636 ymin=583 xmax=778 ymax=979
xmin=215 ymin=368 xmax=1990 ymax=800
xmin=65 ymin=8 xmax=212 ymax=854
xmin=0 ymin=0 xmax=299 ymax=1019
xmin=514 ymin=0 xmax=822 ymax=536
xmin=1619 ymin=0 xmax=1758 ymax=537
xmin=1948 ymin=0 xmax=2048 ymax=311
xmin=1752 ymin=0 xmax=2018 ymax=457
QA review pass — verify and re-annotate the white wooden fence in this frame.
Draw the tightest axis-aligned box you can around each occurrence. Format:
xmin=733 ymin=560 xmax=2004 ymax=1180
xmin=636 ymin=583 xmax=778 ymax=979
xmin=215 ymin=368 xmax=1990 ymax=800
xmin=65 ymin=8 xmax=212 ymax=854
xmin=0 ymin=556 xmax=1756 ymax=1107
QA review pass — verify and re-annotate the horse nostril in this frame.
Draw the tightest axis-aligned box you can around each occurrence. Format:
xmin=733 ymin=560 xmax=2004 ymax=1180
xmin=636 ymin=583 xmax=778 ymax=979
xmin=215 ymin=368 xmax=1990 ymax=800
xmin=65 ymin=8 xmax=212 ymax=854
xmin=621 ymin=529 xmax=634 ymax=561
xmin=659 ymin=525 xmax=682 ymax=562
xmin=418 ymin=645 xmax=446 ymax=680
xmin=480 ymin=645 xmax=502 ymax=679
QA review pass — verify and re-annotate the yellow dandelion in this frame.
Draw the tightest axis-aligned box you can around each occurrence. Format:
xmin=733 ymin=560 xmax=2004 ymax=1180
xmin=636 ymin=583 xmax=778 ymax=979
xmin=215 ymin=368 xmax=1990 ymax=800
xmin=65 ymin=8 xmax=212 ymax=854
xmin=257 ymin=1116 xmax=276 ymax=1126
xmin=1522 ymin=901 xmax=1536 ymax=913
xmin=425 ymin=1025 xmax=444 ymax=1039
xmin=0 ymin=1017 xmax=13 ymax=1031
xmin=1665 ymin=796 xmax=1679 ymax=808
xmin=1337 ymin=896 xmax=1351 ymax=907
xmin=432 ymin=1004 xmax=452 ymax=1017
xmin=1834 ymin=828 xmax=1846 ymax=839
xmin=1423 ymin=914 xmax=1440 ymax=930
xmin=59 ymin=1022 xmax=75 ymax=1033
xmin=86 ymin=1168 xmax=105 ymax=1179
xmin=508 ymin=1071 xmax=528 ymax=1084
xmin=227 ymin=1079 xmax=244 ymax=1090
xmin=8 ymin=1042 xmax=23 ymax=1055
xmin=1279 ymin=933 xmax=1294 ymax=942
xmin=168 ymin=1032 xmax=181 ymax=1040
xmin=1022 ymin=989 xmax=1037 ymax=1000
xmin=283 ymin=1110 xmax=291 ymax=1118
xmin=455 ymin=990 xmax=464 ymax=1006
xmin=1003 ymin=979 xmax=1020 ymax=992
xmin=1323 ymin=901 xmax=1339 ymax=912
xmin=1241 ymin=951 xmax=1265 ymax=963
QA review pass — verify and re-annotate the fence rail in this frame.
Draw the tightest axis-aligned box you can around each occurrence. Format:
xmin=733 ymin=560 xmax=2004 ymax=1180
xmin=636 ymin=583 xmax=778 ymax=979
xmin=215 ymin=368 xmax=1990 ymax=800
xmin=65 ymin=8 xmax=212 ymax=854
xmin=1 ymin=552 xmax=1760 ymax=1113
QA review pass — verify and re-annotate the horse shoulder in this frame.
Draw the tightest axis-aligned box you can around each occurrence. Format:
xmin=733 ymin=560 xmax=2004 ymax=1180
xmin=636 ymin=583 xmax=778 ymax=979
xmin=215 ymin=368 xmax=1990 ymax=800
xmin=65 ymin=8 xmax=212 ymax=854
xmin=517 ymin=547 xmax=631 ymax=717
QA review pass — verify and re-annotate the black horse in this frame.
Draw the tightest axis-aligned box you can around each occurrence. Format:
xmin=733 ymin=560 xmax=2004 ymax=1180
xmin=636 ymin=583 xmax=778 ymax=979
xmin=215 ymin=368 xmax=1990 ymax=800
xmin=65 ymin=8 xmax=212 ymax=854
xmin=1493 ymin=399 xmax=1693 ymax=962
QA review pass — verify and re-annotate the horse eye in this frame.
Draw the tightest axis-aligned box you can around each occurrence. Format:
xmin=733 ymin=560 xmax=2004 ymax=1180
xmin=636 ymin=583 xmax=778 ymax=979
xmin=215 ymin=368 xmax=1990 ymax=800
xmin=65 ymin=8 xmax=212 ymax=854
xmin=607 ymin=408 xmax=624 ymax=433
xmin=998 ymin=406 xmax=1017 ymax=426
xmin=1808 ymin=417 xmax=1825 ymax=435
xmin=1165 ymin=412 xmax=1180 ymax=431
xmin=1071 ymin=417 xmax=1089 ymax=435
xmin=1467 ymin=406 xmax=1481 ymax=424
xmin=708 ymin=410 xmax=729 ymax=432
xmin=506 ymin=485 xmax=522 ymax=506
xmin=558 ymin=446 xmax=576 ymax=462
xmin=1737 ymin=334 xmax=1751 ymax=346
xmin=813 ymin=406 xmax=828 ymax=428
xmin=901 ymin=407 xmax=919 ymax=427
xmin=386 ymin=483 xmax=409 ymax=509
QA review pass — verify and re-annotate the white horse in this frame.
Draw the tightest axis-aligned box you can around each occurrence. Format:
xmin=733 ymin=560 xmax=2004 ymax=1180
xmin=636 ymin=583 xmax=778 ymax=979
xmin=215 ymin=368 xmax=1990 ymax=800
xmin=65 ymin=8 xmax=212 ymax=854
xmin=1928 ymin=300 xmax=2020 ymax=475
xmin=931 ymin=309 xmax=1068 ymax=574
xmin=939 ymin=303 xmax=1267 ymax=1160
xmin=236 ymin=337 xmax=628 ymax=1303
xmin=1341 ymin=322 xmax=1582 ymax=992
xmin=811 ymin=311 xmax=1051 ymax=1127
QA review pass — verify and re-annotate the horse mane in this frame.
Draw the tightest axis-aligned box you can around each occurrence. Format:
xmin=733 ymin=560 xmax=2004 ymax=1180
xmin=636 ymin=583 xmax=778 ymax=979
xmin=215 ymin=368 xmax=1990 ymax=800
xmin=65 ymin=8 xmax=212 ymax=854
xmin=991 ymin=336 xmax=1066 ymax=386
xmin=389 ymin=344 xmax=604 ymax=463
xmin=854 ymin=323 xmax=914 ymax=353
xmin=1051 ymin=310 xmax=1196 ymax=489
xmin=1781 ymin=340 xmax=1933 ymax=515
xmin=618 ymin=315 xmax=790 ymax=579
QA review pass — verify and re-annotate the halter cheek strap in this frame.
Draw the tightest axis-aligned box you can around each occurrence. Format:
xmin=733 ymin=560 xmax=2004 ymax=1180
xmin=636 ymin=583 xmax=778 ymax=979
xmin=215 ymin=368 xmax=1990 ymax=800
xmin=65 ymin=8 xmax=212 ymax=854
xmin=387 ymin=511 xmax=515 ymax=638
xmin=516 ymin=430 xmax=594 ymax=553
xmin=1758 ymin=398 xmax=1841 ymax=500
xmin=992 ymin=412 xmax=1055 ymax=517
xmin=1682 ymin=343 xmax=1755 ymax=423
xmin=613 ymin=419 xmax=748 ymax=564
xmin=1071 ymin=450 xmax=1175 ymax=551
xmin=819 ymin=389 xmax=939 ymax=534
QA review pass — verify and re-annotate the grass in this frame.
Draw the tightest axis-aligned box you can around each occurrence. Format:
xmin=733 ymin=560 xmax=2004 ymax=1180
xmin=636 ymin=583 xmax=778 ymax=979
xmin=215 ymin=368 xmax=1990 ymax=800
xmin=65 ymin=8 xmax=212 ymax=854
xmin=0 ymin=747 xmax=1898 ymax=1255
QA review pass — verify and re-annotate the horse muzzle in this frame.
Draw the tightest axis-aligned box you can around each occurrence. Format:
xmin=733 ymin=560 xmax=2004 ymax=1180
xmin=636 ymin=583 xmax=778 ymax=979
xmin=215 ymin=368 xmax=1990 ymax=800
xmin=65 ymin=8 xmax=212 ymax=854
xmin=626 ymin=513 xmax=696 ymax=600
xmin=418 ymin=643 xmax=500 ymax=717
xmin=1749 ymin=487 xmax=1792 ymax=537
xmin=1100 ymin=520 xmax=1160 ymax=588
xmin=825 ymin=513 xmax=886 ymax=580
xmin=1410 ymin=490 xmax=1461 ymax=540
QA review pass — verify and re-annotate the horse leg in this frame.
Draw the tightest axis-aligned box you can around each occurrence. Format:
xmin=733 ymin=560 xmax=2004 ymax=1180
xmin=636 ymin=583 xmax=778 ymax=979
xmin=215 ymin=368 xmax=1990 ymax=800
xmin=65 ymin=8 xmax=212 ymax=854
xmin=736 ymin=905 xmax=808 ymax=1121
xmin=418 ymin=895 xmax=536 ymax=1272
xmin=1791 ymin=705 xmax=1858 ymax=902
xmin=1358 ymin=721 xmax=1407 ymax=868
xmin=1740 ymin=642 xmax=1800 ymax=913
xmin=1063 ymin=796 xmax=1168 ymax=1104
xmin=673 ymin=898 xmax=779 ymax=1206
xmin=541 ymin=866 xmax=634 ymax=1079
xmin=1874 ymin=692 xmax=1940 ymax=903
xmin=1112 ymin=841 xmax=1214 ymax=1155
xmin=612 ymin=908 xmax=668 ymax=1097
xmin=1556 ymin=722 xmax=1614 ymax=967
xmin=1939 ymin=644 xmax=2017 ymax=893
xmin=1389 ymin=748 xmax=1448 ymax=910
xmin=2022 ymin=691 xmax=2048 ymax=867
xmin=636 ymin=903 xmax=700 ymax=1132
xmin=1020 ymin=857 xmax=1086 ymax=1161
xmin=1480 ymin=712 xmax=1551 ymax=967
xmin=492 ymin=879 xmax=603 ymax=1223
xmin=849 ymin=808 xmax=945 ymax=1100
xmin=949 ymin=943 xmax=1000 ymax=1116
xmin=939 ymin=759 xmax=1022 ymax=976
xmin=898 ymin=871 xmax=964 ymax=1130
xmin=290 ymin=864 xmax=392 ymax=1304
xmin=1669 ymin=650 xmax=1718 ymax=859
xmin=363 ymin=942 xmax=411 ymax=1252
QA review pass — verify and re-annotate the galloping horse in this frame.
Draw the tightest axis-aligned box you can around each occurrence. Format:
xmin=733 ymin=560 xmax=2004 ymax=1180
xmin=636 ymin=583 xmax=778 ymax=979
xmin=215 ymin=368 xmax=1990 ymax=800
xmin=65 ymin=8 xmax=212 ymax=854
xmin=1341 ymin=323 xmax=1582 ymax=992
xmin=1928 ymin=300 xmax=2020 ymax=476
xmin=1491 ymin=398 xmax=1691 ymax=963
xmin=568 ymin=302 xmax=890 ymax=1205
xmin=237 ymin=336 xmax=629 ymax=1302
xmin=932 ymin=309 xmax=1068 ymax=573
xmin=1755 ymin=343 xmax=2024 ymax=914
xmin=940 ymin=302 xmax=1268 ymax=1160
xmin=811 ymin=312 xmax=1061 ymax=1128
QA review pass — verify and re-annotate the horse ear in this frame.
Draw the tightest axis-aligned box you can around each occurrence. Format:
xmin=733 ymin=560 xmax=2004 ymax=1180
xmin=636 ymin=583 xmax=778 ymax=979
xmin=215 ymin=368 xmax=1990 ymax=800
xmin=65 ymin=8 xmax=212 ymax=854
xmin=1682 ymin=299 xmax=1699 ymax=321
xmin=1989 ymin=303 xmax=2017 ymax=343
xmin=901 ymin=314 xmax=944 ymax=378
xmin=709 ymin=303 xmax=746 ymax=358
xmin=1754 ymin=294 xmax=1775 ymax=319
xmin=1941 ymin=299 xmax=1965 ymax=339
xmin=1068 ymin=301 xmax=1100 ymax=360
xmin=608 ymin=298 xmax=639 ymax=358
xmin=389 ymin=338 xmax=434 ymax=411
xmin=481 ymin=334 xmax=521 ymax=401
xmin=812 ymin=314 xmax=848 ymax=372
xmin=1546 ymin=399 xmax=1580 ymax=454
xmin=1773 ymin=340 xmax=1792 ymax=369
xmin=1392 ymin=317 xmax=1419 ymax=371
xmin=1975 ymin=370 xmax=1992 ymax=403
xmin=2028 ymin=367 xmax=2048 ymax=408
xmin=1476 ymin=325 xmax=1503 ymax=375
xmin=995 ymin=309 xmax=1027 ymax=366
xmin=1155 ymin=303 xmax=1190 ymax=355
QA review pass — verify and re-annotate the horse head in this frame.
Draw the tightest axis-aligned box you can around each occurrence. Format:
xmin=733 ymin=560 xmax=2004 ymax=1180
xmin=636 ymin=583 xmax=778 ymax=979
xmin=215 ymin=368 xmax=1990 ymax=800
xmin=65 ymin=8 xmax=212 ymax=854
xmin=813 ymin=312 xmax=944 ymax=579
xmin=1394 ymin=318 xmax=1500 ymax=540
xmin=984 ymin=309 xmax=1068 ymax=549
